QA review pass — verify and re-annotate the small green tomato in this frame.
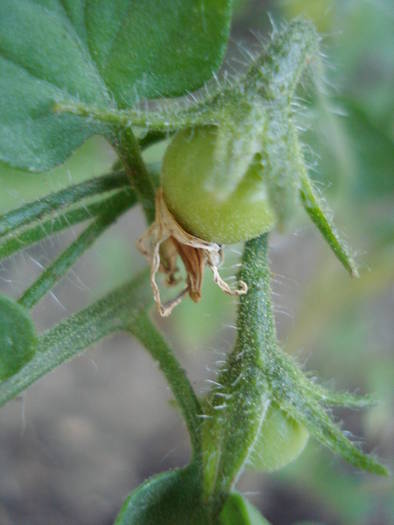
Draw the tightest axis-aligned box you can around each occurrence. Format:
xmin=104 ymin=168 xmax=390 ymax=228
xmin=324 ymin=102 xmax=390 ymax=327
xmin=162 ymin=126 xmax=276 ymax=245
xmin=250 ymin=402 xmax=309 ymax=472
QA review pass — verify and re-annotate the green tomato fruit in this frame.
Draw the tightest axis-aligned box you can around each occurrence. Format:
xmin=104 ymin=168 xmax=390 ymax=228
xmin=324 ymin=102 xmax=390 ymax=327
xmin=162 ymin=126 xmax=276 ymax=245
xmin=250 ymin=402 xmax=309 ymax=472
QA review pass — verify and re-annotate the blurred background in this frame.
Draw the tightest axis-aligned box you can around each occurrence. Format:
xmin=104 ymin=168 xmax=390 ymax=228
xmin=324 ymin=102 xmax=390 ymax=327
xmin=0 ymin=1 xmax=393 ymax=523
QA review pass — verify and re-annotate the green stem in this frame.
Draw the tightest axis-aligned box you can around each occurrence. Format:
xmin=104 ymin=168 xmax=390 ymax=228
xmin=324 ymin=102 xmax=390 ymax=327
xmin=54 ymin=101 xmax=167 ymax=130
xmin=0 ymin=189 xmax=135 ymax=262
xmin=129 ymin=312 xmax=202 ymax=457
xmin=0 ymin=172 xmax=128 ymax=239
xmin=0 ymin=271 xmax=152 ymax=409
xmin=202 ymin=234 xmax=274 ymax=512
xmin=54 ymin=100 xmax=217 ymax=133
xmin=112 ymin=127 xmax=156 ymax=224
xmin=18 ymin=200 xmax=131 ymax=309
xmin=2 ymin=280 xmax=202 ymax=461
xmin=139 ymin=130 xmax=168 ymax=150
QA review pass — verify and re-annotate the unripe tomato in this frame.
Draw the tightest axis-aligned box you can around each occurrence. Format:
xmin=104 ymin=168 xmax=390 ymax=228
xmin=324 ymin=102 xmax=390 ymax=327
xmin=250 ymin=402 xmax=309 ymax=472
xmin=162 ymin=126 xmax=276 ymax=245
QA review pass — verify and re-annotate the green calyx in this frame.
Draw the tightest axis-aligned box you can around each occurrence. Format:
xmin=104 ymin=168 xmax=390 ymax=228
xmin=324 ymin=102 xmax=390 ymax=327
xmin=201 ymin=234 xmax=387 ymax=515
xmin=157 ymin=19 xmax=356 ymax=274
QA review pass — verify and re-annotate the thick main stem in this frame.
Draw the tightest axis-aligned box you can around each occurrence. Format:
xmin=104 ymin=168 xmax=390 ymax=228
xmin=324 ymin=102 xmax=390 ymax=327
xmin=202 ymin=233 xmax=277 ymax=515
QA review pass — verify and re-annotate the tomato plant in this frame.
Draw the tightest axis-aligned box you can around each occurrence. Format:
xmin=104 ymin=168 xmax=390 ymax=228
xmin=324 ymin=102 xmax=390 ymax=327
xmin=0 ymin=2 xmax=388 ymax=524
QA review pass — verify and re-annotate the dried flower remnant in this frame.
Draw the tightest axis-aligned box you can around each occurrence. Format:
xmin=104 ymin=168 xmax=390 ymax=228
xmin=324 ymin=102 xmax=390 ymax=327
xmin=137 ymin=189 xmax=247 ymax=316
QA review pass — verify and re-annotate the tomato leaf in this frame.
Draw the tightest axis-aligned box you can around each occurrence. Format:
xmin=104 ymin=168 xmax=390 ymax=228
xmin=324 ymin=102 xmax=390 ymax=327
xmin=220 ymin=493 xmax=271 ymax=525
xmin=114 ymin=465 xmax=207 ymax=525
xmin=0 ymin=295 xmax=37 ymax=381
xmin=0 ymin=0 xmax=231 ymax=172
xmin=83 ymin=0 xmax=232 ymax=106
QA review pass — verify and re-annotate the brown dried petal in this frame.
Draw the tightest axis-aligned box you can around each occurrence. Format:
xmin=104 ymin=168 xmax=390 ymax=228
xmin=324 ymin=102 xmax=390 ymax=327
xmin=137 ymin=189 xmax=247 ymax=317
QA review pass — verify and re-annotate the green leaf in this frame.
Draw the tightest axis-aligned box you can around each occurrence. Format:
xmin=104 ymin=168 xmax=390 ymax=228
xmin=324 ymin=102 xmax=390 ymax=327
xmin=220 ymin=493 xmax=271 ymax=525
xmin=0 ymin=0 xmax=232 ymax=172
xmin=299 ymin=170 xmax=359 ymax=277
xmin=287 ymin=118 xmax=359 ymax=277
xmin=312 ymin=386 xmax=376 ymax=409
xmin=83 ymin=0 xmax=232 ymax=105
xmin=0 ymin=0 xmax=109 ymax=172
xmin=114 ymin=465 xmax=207 ymax=525
xmin=0 ymin=270 xmax=151 ymax=407
xmin=0 ymin=295 xmax=37 ymax=381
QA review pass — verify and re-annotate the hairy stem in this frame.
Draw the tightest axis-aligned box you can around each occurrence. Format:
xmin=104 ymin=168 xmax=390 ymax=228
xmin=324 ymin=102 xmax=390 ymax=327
xmin=18 ymin=200 xmax=132 ymax=309
xmin=0 ymin=172 xmax=128 ymax=240
xmin=137 ymin=130 xmax=168 ymax=150
xmin=54 ymin=100 xmax=217 ymax=133
xmin=202 ymin=233 xmax=274 ymax=513
xmin=112 ymin=127 xmax=156 ymax=224
xmin=0 ymin=189 xmax=135 ymax=262
xmin=129 ymin=312 xmax=202 ymax=457
xmin=0 ymin=271 xmax=152 ymax=408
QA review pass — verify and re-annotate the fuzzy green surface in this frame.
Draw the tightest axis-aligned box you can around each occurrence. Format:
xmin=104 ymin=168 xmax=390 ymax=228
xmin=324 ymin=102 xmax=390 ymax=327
xmin=250 ymin=402 xmax=309 ymax=472
xmin=162 ymin=127 xmax=276 ymax=245
xmin=0 ymin=295 xmax=37 ymax=381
